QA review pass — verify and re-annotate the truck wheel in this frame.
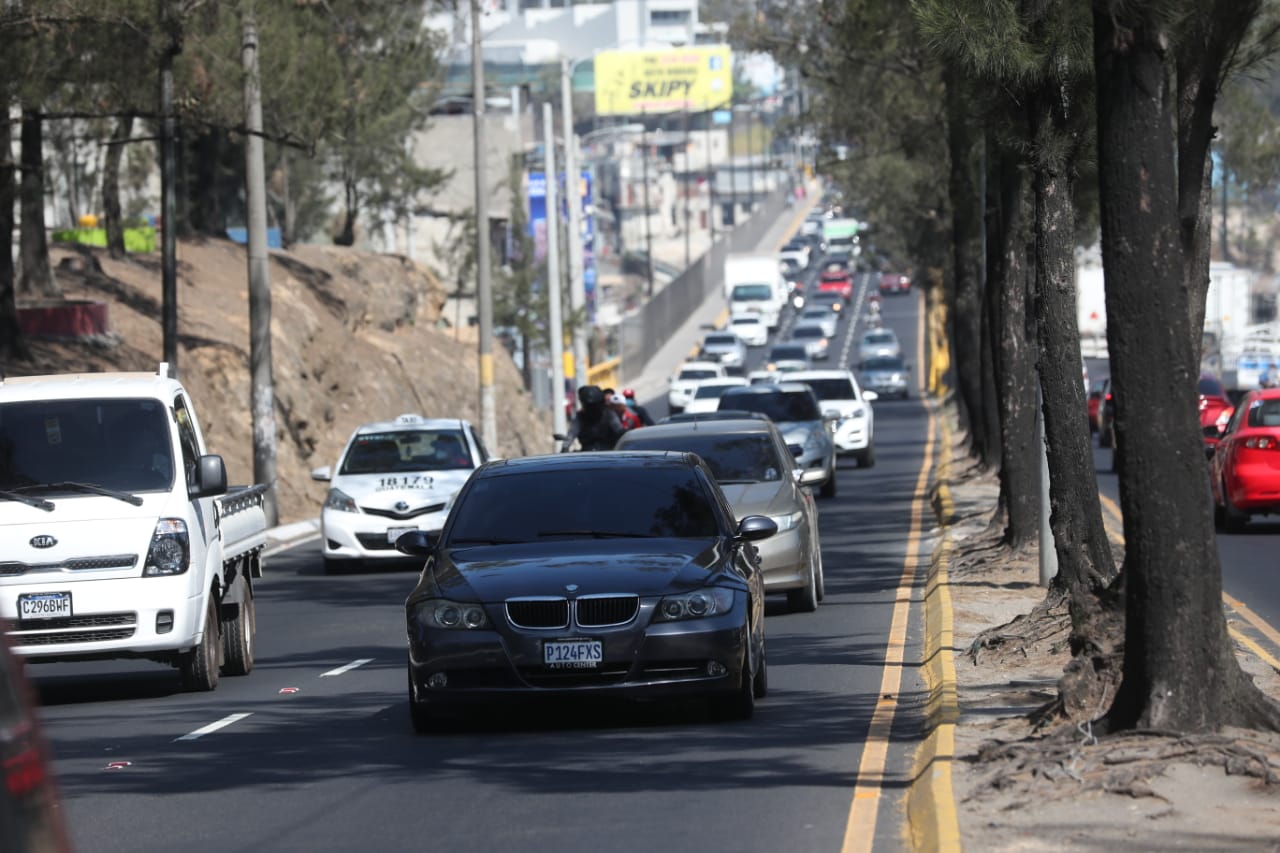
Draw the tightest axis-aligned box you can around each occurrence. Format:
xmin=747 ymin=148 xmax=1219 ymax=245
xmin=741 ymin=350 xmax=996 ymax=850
xmin=221 ymin=577 xmax=255 ymax=677
xmin=180 ymin=598 xmax=221 ymax=692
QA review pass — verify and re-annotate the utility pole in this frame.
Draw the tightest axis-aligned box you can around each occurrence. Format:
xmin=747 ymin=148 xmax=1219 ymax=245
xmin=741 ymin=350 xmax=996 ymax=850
xmin=242 ymin=6 xmax=277 ymax=526
xmin=682 ymin=105 xmax=690 ymax=270
xmin=471 ymin=0 xmax=497 ymax=452
xmin=727 ymin=103 xmax=736 ymax=227
xmin=707 ymin=110 xmax=715 ymax=244
xmin=159 ymin=0 xmax=180 ymax=373
xmin=543 ymin=103 xmax=567 ymax=440
xmin=560 ymin=58 xmax=588 ymax=394
xmin=746 ymin=106 xmax=756 ymax=213
xmin=642 ymin=111 xmax=653 ymax=298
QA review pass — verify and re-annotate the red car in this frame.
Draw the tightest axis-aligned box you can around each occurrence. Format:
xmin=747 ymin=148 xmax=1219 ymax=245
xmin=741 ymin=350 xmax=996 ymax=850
xmin=817 ymin=269 xmax=853 ymax=300
xmin=1210 ymin=387 xmax=1280 ymax=532
xmin=1198 ymin=373 xmax=1234 ymax=449
xmin=878 ymin=272 xmax=911 ymax=295
xmin=1087 ymin=378 xmax=1107 ymax=432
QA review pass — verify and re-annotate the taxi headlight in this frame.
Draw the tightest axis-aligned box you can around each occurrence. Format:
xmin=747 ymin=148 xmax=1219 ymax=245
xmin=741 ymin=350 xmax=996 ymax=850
xmin=654 ymin=588 xmax=735 ymax=622
xmin=324 ymin=488 xmax=358 ymax=513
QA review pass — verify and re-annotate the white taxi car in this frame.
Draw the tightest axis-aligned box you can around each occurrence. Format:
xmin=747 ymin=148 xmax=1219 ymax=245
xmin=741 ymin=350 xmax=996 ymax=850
xmin=311 ymin=414 xmax=488 ymax=572
xmin=667 ymin=361 xmax=728 ymax=413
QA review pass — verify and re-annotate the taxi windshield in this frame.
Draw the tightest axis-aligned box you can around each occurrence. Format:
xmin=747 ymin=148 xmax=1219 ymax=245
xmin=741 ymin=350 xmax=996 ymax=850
xmin=340 ymin=429 xmax=472 ymax=475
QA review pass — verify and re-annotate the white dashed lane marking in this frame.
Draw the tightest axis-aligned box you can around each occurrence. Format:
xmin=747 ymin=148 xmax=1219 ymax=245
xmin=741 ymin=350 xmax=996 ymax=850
xmin=320 ymin=658 xmax=375 ymax=678
xmin=174 ymin=712 xmax=253 ymax=742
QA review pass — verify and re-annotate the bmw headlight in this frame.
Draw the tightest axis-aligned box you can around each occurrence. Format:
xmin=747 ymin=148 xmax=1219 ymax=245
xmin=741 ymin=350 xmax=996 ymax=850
xmin=769 ymin=510 xmax=804 ymax=531
xmin=324 ymin=488 xmax=358 ymax=513
xmin=654 ymin=588 xmax=735 ymax=622
xmin=411 ymin=598 xmax=491 ymax=630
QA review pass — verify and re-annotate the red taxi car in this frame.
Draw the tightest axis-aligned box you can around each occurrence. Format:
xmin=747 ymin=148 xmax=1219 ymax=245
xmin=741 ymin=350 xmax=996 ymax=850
xmin=1210 ymin=387 xmax=1280 ymax=532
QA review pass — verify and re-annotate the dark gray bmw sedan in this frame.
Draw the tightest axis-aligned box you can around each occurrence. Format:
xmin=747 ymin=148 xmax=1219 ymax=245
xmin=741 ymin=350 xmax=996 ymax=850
xmin=397 ymin=451 xmax=776 ymax=732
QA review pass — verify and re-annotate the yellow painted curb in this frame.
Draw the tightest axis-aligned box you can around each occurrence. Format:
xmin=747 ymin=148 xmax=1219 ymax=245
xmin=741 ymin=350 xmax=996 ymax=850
xmin=905 ymin=326 xmax=962 ymax=850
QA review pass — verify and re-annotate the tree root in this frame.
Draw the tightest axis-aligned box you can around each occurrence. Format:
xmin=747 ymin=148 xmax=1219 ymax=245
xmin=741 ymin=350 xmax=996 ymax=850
xmin=963 ymin=726 xmax=1280 ymax=804
xmin=968 ymin=595 xmax=1071 ymax=666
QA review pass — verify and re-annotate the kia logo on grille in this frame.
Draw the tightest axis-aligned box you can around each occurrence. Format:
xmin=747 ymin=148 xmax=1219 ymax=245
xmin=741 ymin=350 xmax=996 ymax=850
xmin=30 ymin=535 xmax=57 ymax=549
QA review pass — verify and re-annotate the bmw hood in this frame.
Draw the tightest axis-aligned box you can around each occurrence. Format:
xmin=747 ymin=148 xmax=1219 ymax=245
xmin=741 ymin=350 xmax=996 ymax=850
xmin=333 ymin=471 xmax=470 ymax=512
xmin=430 ymin=539 xmax=727 ymax=600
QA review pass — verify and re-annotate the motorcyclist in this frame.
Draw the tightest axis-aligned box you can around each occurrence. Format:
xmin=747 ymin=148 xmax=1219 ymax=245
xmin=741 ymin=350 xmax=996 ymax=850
xmin=609 ymin=393 xmax=644 ymax=430
xmin=622 ymin=388 xmax=655 ymax=426
xmin=560 ymin=385 xmax=626 ymax=451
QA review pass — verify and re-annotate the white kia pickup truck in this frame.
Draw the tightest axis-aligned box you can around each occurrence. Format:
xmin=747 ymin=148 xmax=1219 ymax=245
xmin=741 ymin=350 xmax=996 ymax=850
xmin=0 ymin=364 xmax=266 ymax=691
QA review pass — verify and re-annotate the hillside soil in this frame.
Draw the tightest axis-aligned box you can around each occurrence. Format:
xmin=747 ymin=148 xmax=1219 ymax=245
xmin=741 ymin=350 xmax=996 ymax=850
xmin=2 ymin=239 xmax=550 ymax=524
xmin=938 ymin=417 xmax=1280 ymax=850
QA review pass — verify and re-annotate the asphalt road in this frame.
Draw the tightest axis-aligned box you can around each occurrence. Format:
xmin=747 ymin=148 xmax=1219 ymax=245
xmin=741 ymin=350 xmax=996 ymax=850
xmin=28 ymin=260 xmax=938 ymax=853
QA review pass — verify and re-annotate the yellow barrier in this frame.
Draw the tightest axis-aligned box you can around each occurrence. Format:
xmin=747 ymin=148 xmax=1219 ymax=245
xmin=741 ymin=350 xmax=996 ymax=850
xmin=586 ymin=357 xmax=622 ymax=391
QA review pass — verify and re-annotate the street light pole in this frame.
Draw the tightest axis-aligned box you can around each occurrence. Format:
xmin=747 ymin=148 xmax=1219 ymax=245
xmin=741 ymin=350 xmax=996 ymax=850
xmin=543 ymin=103 xmax=567 ymax=439
xmin=642 ymin=110 xmax=654 ymax=298
xmin=560 ymin=58 xmax=588 ymax=394
xmin=471 ymin=0 xmax=497 ymax=451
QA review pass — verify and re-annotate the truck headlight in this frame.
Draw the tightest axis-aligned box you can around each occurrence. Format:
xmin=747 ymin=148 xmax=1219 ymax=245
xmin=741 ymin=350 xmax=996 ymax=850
xmin=143 ymin=518 xmax=190 ymax=576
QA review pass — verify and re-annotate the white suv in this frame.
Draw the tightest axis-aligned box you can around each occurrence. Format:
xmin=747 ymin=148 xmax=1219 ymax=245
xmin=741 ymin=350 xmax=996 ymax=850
xmin=667 ymin=361 xmax=728 ymax=413
xmin=788 ymin=369 xmax=878 ymax=467
xmin=311 ymin=414 xmax=488 ymax=572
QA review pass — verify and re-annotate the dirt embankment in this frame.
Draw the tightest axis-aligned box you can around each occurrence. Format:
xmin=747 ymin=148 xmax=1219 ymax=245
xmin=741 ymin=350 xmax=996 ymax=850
xmin=3 ymin=238 xmax=550 ymax=524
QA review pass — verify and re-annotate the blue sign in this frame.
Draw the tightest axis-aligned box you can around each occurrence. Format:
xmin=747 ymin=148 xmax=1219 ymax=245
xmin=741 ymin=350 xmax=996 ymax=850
xmin=712 ymin=110 xmax=732 ymax=125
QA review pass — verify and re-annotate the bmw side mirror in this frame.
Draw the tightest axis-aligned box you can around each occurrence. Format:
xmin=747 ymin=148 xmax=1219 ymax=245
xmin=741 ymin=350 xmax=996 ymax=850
xmin=395 ymin=530 xmax=434 ymax=556
xmin=736 ymin=515 xmax=778 ymax=542
xmin=190 ymin=454 xmax=228 ymax=499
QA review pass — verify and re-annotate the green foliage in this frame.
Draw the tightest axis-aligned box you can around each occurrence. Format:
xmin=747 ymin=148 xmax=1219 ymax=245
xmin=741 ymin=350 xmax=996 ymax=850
xmin=493 ymin=155 xmax=549 ymax=349
xmin=51 ymin=225 xmax=156 ymax=253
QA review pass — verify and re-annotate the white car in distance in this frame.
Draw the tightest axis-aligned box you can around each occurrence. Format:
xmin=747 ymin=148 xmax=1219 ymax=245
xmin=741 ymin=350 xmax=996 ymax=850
xmin=311 ymin=414 xmax=488 ymax=573
xmin=667 ymin=361 xmax=728 ymax=412
xmin=789 ymin=369 xmax=878 ymax=467
xmin=683 ymin=377 xmax=751 ymax=414
xmin=729 ymin=313 xmax=769 ymax=347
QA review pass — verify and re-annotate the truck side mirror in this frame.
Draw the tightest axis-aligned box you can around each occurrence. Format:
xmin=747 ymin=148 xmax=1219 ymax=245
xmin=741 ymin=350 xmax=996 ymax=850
xmin=190 ymin=454 xmax=228 ymax=499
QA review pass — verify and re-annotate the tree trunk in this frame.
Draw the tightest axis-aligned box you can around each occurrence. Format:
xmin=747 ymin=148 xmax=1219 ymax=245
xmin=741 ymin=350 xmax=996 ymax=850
xmin=281 ymin=152 xmax=296 ymax=248
xmin=103 ymin=115 xmax=134 ymax=260
xmin=990 ymin=146 xmax=1038 ymax=549
xmin=0 ymin=85 xmax=28 ymax=362
xmin=945 ymin=68 xmax=988 ymax=461
xmin=1029 ymin=88 xmax=1123 ymax=718
xmin=1093 ymin=3 xmax=1280 ymax=733
xmin=336 ymin=180 xmax=358 ymax=246
xmin=18 ymin=109 xmax=59 ymax=300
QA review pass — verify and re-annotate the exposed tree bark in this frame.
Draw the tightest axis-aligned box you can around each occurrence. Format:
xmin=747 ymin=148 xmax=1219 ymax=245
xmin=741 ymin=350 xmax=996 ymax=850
xmin=1030 ymin=84 xmax=1123 ymax=718
xmin=102 ymin=115 xmax=134 ymax=259
xmin=1176 ymin=1 xmax=1260 ymax=368
xmin=335 ymin=178 xmax=358 ymax=246
xmin=0 ymin=84 xmax=29 ymax=362
xmin=978 ymin=140 xmax=1003 ymax=474
xmin=944 ymin=68 xmax=988 ymax=462
xmin=1093 ymin=1 xmax=1280 ymax=734
xmin=17 ymin=109 xmax=59 ymax=300
xmin=990 ymin=145 xmax=1039 ymax=549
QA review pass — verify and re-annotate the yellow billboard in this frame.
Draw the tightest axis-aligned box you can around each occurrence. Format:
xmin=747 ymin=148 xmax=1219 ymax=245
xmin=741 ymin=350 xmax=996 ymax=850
xmin=594 ymin=46 xmax=732 ymax=116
